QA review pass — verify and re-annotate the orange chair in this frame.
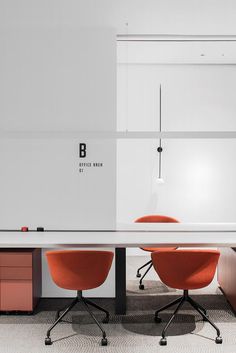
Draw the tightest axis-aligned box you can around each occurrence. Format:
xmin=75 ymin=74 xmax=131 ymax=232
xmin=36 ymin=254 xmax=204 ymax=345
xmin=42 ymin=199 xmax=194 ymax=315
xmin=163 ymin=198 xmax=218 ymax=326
xmin=151 ymin=250 xmax=222 ymax=346
xmin=135 ymin=215 xmax=179 ymax=289
xmin=45 ymin=250 xmax=114 ymax=346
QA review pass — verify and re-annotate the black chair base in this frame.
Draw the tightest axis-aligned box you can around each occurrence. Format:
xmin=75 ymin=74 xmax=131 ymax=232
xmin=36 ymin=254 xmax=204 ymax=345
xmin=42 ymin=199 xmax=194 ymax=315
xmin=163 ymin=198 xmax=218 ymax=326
xmin=155 ymin=290 xmax=222 ymax=346
xmin=136 ymin=259 xmax=153 ymax=289
xmin=45 ymin=290 xmax=109 ymax=346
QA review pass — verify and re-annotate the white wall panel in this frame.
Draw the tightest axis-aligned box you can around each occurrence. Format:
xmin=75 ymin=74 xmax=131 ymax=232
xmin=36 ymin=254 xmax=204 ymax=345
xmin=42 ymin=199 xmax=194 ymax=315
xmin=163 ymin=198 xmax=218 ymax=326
xmin=117 ymin=139 xmax=236 ymax=225
xmin=117 ymin=64 xmax=236 ymax=131
xmin=0 ymin=137 xmax=116 ymax=297
xmin=1 ymin=0 xmax=236 ymax=36
xmin=118 ymin=41 xmax=236 ymax=64
xmin=0 ymin=27 xmax=116 ymax=131
xmin=0 ymin=138 xmax=116 ymax=230
xmin=163 ymin=66 xmax=236 ymax=131
xmin=0 ymin=26 xmax=117 ymax=297
xmin=117 ymin=65 xmax=160 ymax=131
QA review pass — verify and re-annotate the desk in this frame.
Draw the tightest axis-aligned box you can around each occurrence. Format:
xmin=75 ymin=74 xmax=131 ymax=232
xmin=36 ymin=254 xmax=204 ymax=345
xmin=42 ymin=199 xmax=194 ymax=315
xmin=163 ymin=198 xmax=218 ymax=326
xmin=0 ymin=223 xmax=236 ymax=314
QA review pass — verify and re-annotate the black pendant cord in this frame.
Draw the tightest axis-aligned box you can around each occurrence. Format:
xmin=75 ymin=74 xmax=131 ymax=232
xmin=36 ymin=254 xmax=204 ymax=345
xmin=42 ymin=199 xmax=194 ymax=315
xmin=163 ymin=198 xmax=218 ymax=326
xmin=158 ymin=140 xmax=162 ymax=179
xmin=157 ymin=84 xmax=162 ymax=179
xmin=159 ymin=84 xmax=162 ymax=133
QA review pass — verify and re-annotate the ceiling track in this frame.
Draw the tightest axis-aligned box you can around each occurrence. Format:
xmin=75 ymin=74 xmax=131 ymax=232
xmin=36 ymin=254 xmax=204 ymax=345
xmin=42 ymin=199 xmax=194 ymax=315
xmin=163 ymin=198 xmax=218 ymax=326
xmin=117 ymin=34 xmax=236 ymax=42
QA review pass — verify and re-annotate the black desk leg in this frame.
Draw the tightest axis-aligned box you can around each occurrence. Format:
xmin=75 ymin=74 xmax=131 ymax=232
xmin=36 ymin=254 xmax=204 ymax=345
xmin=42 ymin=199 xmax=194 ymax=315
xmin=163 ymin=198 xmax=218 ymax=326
xmin=115 ymin=248 xmax=126 ymax=315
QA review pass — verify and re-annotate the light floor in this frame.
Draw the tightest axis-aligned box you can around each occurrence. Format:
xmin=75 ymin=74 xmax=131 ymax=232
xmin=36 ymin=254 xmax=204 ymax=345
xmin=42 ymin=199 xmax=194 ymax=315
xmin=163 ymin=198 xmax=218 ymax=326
xmin=0 ymin=256 xmax=234 ymax=353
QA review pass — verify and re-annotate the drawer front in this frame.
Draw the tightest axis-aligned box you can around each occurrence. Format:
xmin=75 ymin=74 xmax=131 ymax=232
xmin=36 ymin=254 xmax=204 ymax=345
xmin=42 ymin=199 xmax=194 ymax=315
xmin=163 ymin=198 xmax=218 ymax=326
xmin=0 ymin=253 xmax=32 ymax=267
xmin=0 ymin=280 xmax=33 ymax=311
xmin=0 ymin=267 xmax=32 ymax=280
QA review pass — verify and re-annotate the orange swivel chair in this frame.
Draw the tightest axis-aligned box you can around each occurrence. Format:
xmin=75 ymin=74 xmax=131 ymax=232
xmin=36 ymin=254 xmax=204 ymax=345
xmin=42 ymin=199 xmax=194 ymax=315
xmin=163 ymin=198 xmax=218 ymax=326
xmin=151 ymin=250 xmax=222 ymax=346
xmin=135 ymin=215 xmax=179 ymax=290
xmin=45 ymin=250 xmax=114 ymax=346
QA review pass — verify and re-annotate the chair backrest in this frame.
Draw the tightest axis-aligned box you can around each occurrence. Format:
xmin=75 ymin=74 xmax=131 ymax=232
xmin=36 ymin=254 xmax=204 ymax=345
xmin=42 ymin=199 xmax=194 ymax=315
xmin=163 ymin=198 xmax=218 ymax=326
xmin=46 ymin=250 xmax=114 ymax=291
xmin=151 ymin=249 xmax=220 ymax=290
xmin=135 ymin=215 xmax=179 ymax=223
xmin=135 ymin=215 xmax=179 ymax=251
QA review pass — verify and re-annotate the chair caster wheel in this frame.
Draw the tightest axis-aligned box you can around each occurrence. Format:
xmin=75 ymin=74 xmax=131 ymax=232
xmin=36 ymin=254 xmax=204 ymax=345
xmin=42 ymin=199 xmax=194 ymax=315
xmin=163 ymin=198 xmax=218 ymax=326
xmin=101 ymin=338 xmax=108 ymax=346
xmin=154 ymin=316 xmax=162 ymax=323
xmin=102 ymin=316 xmax=109 ymax=324
xmin=139 ymin=284 xmax=145 ymax=290
xmin=136 ymin=273 xmax=141 ymax=278
xmin=160 ymin=337 xmax=167 ymax=346
xmin=45 ymin=337 xmax=52 ymax=345
xmin=215 ymin=336 xmax=222 ymax=344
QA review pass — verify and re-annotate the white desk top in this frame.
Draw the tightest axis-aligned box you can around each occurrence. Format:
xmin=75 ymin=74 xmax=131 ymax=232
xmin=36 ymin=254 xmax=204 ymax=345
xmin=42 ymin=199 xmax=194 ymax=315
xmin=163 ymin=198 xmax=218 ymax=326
xmin=0 ymin=223 xmax=236 ymax=248
xmin=116 ymin=222 xmax=236 ymax=232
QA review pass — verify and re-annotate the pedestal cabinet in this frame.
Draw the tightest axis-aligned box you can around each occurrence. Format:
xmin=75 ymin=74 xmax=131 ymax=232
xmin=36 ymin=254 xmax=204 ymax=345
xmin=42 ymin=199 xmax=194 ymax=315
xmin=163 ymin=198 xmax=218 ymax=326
xmin=218 ymin=248 xmax=236 ymax=312
xmin=0 ymin=249 xmax=41 ymax=312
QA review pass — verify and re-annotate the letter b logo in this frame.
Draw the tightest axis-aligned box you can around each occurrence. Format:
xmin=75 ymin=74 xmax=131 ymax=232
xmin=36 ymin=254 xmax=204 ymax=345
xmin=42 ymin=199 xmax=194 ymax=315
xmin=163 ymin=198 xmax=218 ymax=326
xmin=79 ymin=143 xmax=86 ymax=158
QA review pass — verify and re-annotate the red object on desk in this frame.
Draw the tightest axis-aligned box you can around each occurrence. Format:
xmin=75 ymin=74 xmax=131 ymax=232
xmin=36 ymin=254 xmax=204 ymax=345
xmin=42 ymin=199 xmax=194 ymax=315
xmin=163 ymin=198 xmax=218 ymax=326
xmin=21 ymin=227 xmax=28 ymax=232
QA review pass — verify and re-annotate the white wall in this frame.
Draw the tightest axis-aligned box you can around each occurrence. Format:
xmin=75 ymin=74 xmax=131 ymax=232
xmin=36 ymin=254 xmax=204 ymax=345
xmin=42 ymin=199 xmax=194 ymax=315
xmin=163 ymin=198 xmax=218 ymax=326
xmin=117 ymin=138 xmax=236 ymax=256
xmin=0 ymin=27 xmax=116 ymax=131
xmin=117 ymin=64 xmax=236 ymax=131
xmin=1 ymin=0 xmax=236 ymax=35
xmin=117 ymin=41 xmax=236 ymax=255
xmin=0 ymin=26 xmax=117 ymax=297
xmin=0 ymin=138 xmax=116 ymax=230
xmin=117 ymin=139 xmax=236 ymax=223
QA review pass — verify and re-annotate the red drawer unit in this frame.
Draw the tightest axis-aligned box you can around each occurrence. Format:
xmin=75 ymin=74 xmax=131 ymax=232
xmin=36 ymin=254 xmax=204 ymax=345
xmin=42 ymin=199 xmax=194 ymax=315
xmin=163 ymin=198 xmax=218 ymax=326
xmin=0 ymin=249 xmax=42 ymax=313
xmin=218 ymin=247 xmax=236 ymax=312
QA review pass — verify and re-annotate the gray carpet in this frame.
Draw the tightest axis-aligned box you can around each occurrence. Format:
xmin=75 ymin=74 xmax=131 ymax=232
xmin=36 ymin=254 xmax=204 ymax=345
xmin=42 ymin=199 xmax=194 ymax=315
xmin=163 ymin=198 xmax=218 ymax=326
xmin=0 ymin=292 xmax=235 ymax=353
